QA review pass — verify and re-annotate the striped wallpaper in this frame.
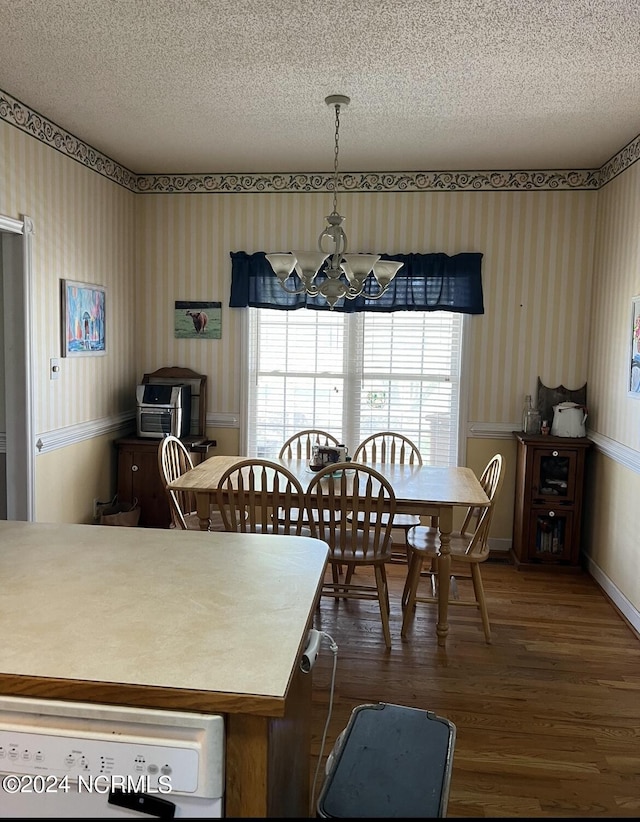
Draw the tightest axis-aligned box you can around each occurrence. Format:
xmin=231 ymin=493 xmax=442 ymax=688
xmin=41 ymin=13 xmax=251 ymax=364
xmin=585 ymin=159 xmax=640 ymax=616
xmin=0 ymin=112 xmax=620 ymax=445
xmin=137 ymin=188 xmax=596 ymax=429
xmin=0 ymin=119 xmax=137 ymax=435
xmin=590 ymin=161 xmax=640 ymax=449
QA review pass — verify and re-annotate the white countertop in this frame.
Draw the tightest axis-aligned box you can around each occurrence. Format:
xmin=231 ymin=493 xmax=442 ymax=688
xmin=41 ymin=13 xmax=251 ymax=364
xmin=0 ymin=521 xmax=328 ymax=703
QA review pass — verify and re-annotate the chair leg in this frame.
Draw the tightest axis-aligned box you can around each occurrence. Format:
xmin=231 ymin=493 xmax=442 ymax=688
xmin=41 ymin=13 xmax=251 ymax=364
xmin=471 ymin=563 xmax=491 ymax=643
xmin=401 ymin=550 xmax=423 ymax=612
xmin=380 ymin=563 xmax=390 ymax=615
xmin=374 ymin=564 xmax=392 ymax=649
xmin=401 ymin=553 xmax=416 ymax=611
xmin=399 ymin=531 xmax=411 ymax=565
xmin=401 ymin=553 xmax=423 ymax=637
xmin=338 ymin=562 xmax=357 ymax=599
xmin=430 ymin=567 xmax=438 ymax=598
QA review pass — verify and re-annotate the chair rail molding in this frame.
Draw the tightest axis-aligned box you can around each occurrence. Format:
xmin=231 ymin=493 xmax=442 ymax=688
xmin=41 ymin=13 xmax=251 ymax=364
xmin=35 ymin=409 xmax=241 ymax=454
xmin=207 ymin=412 xmax=240 ymax=428
xmin=588 ymin=431 xmax=640 ymax=474
xmin=468 ymin=422 xmax=522 ymax=439
xmin=35 ymin=412 xmax=135 ymax=454
xmin=469 ymin=427 xmax=640 ymax=474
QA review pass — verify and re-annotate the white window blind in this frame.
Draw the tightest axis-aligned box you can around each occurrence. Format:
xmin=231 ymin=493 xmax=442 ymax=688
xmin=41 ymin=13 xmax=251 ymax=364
xmin=245 ymin=307 xmax=463 ymax=465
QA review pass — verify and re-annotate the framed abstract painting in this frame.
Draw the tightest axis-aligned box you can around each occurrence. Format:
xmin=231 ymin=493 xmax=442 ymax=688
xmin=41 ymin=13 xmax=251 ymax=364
xmin=61 ymin=279 xmax=107 ymax=357
xmin=629 ymin=294 xmax=640 ymax=396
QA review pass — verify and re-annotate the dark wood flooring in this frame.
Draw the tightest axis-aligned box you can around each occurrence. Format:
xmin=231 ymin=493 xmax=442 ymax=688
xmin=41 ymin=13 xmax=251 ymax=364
xmin=308 ymin=558 xmax=640 ymax=817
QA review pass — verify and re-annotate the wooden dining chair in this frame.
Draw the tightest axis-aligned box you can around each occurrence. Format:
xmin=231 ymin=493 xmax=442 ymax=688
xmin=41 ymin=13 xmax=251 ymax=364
xmin=158 ymin=435 xmax=226 ymax=531
xmin=353 ymin=431 xmax=423 ymax=466
xmin=216 ymin=457 xmax=308 ymax=535
xmin=351 ymin=431 xmax=424 ymax=565
xmin=305 ymin=461 xmax=396 ymax=649
xmin=401 ymin=453 xmax=505 ymax=643
xmin=279 ymin=429 xmax=340 ymax=460
xmin=276 ymin=429 xmax=341 ymax=527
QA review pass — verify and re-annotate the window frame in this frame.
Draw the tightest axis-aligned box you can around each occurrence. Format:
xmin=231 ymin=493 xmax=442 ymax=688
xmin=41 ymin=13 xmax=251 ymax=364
xmin=239 ymin=308 xmax=470 ymax=465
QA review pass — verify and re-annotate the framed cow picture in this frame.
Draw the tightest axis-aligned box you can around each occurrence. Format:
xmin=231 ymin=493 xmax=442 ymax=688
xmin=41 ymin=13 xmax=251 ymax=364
xmin=174 ymin=301 xmax=221 ymax=339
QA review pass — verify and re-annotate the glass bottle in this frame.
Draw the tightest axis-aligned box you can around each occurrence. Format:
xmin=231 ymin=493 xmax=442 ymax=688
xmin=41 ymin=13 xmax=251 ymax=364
xmin=522 ymin=394 xmax=541 ymax=435
xmin=522 ymin=394 xmax=532 ymax=432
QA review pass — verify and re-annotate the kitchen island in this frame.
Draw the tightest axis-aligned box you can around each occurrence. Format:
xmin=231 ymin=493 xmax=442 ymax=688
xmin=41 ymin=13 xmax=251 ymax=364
xmin=0 ymin=520 xmax=328 ymax=817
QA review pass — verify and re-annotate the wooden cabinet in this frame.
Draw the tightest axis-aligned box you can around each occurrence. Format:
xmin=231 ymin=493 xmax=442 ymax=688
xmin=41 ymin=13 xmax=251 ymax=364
xmin=511 ymin=432 xmax=592 ymax=570
xmin=115 ymin=437 xmax=213 ymax=528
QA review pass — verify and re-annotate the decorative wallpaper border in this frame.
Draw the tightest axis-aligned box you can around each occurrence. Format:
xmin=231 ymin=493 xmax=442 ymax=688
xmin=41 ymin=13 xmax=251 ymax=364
xmin=2 ymin=87 xmax=638 ymax=194
xmin=135 ymin=168 xmax=601 ymax=194
xmin=599 ymin=132 xmax=640 ymax=187
xmin=0 ymin=90 xmax=138 ymax=191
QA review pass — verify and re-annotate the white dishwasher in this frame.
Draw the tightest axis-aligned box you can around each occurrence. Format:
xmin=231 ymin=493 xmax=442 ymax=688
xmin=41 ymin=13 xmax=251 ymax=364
xmin=0 ymin=696 xmax=224 ymax=818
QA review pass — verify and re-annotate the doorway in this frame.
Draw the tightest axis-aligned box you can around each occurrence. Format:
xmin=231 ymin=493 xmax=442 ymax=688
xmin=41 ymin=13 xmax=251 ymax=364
xmin=0 ymin=213 xmax=35 ymax=520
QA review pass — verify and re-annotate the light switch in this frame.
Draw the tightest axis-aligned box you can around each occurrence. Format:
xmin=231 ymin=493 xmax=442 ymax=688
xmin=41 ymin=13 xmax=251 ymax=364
xmin=50 ymin=357 xmax=60 ymax=380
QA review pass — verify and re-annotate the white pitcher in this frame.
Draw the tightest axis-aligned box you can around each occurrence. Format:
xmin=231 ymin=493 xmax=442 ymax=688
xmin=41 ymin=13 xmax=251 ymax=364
xmin=550 ymin=401 xmax=587 ymax=437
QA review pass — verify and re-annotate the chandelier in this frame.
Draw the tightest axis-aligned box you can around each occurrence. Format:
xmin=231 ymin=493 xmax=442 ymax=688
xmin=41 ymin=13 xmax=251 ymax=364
xmin=266 ymin=95 xmax=403 ymax=309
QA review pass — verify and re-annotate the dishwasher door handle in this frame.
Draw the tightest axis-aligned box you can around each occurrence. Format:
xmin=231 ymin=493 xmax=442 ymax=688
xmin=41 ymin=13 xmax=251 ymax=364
xmin=108 ymin=789 xmax=176 ymax=818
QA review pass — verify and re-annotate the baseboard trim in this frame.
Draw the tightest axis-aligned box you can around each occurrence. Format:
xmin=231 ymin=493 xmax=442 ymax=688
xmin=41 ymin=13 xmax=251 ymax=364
xmin=488 ymin=537 xmax=511 ymax=554
xmin=584 ymin=553 xmax=640 ymax=636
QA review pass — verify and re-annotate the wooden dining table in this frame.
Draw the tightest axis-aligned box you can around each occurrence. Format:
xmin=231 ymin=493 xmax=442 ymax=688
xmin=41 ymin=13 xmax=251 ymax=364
xmin=168 ymin=454 xmax=490 ymax=647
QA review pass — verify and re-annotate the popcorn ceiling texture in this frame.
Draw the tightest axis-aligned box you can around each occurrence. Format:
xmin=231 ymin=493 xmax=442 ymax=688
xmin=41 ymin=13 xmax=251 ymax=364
xmin=0 ymin=0 xmax=639 ymax=174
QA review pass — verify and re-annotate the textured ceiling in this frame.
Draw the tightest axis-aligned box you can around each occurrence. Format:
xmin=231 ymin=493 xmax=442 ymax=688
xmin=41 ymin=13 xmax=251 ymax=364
xmin=1 ymin=0 xmax=639 ymax=175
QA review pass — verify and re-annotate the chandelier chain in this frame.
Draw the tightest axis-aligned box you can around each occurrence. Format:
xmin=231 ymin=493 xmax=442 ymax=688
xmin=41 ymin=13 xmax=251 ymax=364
xmin=331 ymin=103 xmax=341 ymax=215
xmin=265 ymin=93 xmax=403 ymax=308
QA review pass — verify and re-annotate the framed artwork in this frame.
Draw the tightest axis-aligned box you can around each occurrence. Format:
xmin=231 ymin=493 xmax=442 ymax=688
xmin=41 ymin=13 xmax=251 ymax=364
xmin=61 ymin=280 xmax=106 ymax=357
xmin=174 ymin=301 xmax=222 ymax=339
xmin=629 ymin=295 xmax=640 ymax=396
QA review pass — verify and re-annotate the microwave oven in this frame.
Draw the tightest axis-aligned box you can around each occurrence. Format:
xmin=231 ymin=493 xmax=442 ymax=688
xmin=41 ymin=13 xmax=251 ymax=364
xmin=136 ymin=383 xmax=191 ymax=439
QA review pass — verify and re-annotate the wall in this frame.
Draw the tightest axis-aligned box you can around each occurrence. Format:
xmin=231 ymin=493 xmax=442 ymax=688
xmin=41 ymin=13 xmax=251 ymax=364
xmin=136 ymin=188 xmax=597 ymax=544
xmin=0 ymin=118 xmax=138 ymax=521
xmin=0 ymin=248 xmax=5 ymax=518
xmin=584 ymin=160 xmax=640 ymax=618
xmin=138 ymin=189 xmax=596 ymax=426
xmin=36 ymin=432 xmax=118 ymax=524
xmin=0 ymin=118 xmax=600 ymax=536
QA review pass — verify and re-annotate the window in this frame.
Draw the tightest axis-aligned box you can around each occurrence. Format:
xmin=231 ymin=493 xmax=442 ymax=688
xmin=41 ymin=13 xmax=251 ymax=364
xmin=244 ymin=307 xmax=466 ymax=465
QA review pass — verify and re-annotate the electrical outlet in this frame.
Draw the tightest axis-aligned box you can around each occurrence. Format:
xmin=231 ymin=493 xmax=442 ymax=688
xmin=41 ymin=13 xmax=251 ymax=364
xmin=300 ymin=629 xmax=322 ymax=673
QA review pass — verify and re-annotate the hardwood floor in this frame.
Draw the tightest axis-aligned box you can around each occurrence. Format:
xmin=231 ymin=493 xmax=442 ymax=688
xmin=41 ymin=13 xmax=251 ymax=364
xmin=309 ymin=558 xmax=640 ymax=817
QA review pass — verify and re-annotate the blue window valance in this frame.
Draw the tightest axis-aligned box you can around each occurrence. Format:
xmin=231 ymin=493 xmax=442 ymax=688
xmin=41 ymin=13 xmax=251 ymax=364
xmin=229 ymin=251 xmax=483 ymax=314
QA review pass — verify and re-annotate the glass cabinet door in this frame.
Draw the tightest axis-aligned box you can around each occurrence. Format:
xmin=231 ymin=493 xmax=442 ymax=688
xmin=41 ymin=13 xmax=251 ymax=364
xmin=531 ymin=448 xmax=578 ymax=503
xmin=528 ymin=508 xmax=575 ymax=563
